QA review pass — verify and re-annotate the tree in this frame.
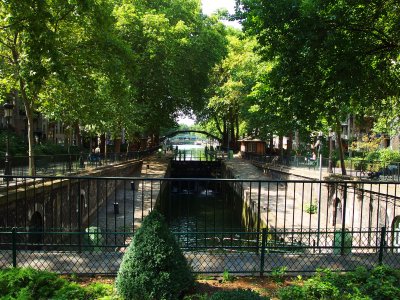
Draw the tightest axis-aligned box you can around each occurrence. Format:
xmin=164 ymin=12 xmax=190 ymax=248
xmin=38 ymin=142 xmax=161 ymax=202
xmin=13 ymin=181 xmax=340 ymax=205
xmin=0 ymin=0 xmax=119 ymax=174
xmin=200 ymin=30 xmax=263 ymax=149
xmin=113 ymin=0 xmax=227 ymax=145
xmin=237 ymin=0 xmax=400 ymax=174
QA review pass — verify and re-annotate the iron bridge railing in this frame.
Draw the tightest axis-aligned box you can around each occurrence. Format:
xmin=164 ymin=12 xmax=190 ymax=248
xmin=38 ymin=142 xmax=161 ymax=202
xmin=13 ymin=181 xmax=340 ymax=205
xmin=0 ymin=176 xmax=399 ymax=274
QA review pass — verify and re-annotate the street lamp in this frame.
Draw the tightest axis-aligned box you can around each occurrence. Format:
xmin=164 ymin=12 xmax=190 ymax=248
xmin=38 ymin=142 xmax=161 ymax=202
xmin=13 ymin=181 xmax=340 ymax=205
xmin=3 ymin=100 xmax=14 ymax=181
xmin=317 ymin=131 xmax=323 ymax=164
xmin=328 ymin=128 xmax=334 ymax=173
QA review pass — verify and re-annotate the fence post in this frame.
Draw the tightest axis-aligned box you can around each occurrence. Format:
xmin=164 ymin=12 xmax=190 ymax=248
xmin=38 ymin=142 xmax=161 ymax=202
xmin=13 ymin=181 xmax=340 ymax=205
xmin=78 ymin=181 xmax=82 ymax=253
xmin=257 ymin=182 xmax=262 ymax=253
xmin=260 ymin=228 xmax=267 ymax=276
xmin=341 ymin=183 xmax=348 ymax=255
xmin=378 ymin=226 xmax=386 ymax=265
xmin=12 ymin=227 xmax=17 ymax=268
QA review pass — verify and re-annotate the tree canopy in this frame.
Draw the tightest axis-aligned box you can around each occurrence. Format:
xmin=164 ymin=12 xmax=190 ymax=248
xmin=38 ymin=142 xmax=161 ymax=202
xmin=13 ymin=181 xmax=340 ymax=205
xmin=0 ymin=0 xmax=228 ymax=173
xmin=235 ymin=0 xmax=400 ymax=172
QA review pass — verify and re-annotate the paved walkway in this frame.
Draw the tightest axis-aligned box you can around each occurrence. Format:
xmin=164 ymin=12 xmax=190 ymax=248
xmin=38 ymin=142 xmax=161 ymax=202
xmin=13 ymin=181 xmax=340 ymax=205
xmin=2 ymin=249 xmax=398 ymax=275
xmin=89 ymin=153 xmax=172 ymax=237
xmin=224 ymin=156 xmax=399 ymax=235
xmin=225 ymin=157 xmax=323 ymax=230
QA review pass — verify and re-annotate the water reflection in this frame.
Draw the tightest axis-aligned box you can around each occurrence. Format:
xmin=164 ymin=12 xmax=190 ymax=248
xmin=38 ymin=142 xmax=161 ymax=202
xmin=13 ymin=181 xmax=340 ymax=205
xmin=167 ymin=183 xmax=247 ymax=249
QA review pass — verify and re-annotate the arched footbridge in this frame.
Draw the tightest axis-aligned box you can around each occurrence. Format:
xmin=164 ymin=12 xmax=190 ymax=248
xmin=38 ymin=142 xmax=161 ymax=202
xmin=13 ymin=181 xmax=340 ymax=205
xmin=160 ymin=130 xmax=222 ymax=144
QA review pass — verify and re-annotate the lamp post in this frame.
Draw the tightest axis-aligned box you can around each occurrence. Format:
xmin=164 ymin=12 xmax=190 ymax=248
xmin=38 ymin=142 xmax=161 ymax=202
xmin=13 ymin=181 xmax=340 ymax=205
xmin=3 ymin=101 xmax=14 ymax=181
xmin=328 ymin=129 xmax=334 ymax=173
xmin=226 ymin=122 xmax=231 ymax=160
xmin=317 ymin=131 xmax=323 ymax=171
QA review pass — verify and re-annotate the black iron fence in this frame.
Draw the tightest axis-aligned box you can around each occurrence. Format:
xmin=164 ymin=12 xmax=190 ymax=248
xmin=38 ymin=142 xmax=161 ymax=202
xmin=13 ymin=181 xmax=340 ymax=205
xmin=0 ymin=227 xmax=398 ymax=275
xmin=172 ymin=149 xmax=224 ymax=161
xmin=243 ymin=153 xmax=400 ymax=181
xmin=0 ymin=176 xmax=399 ymax=274
xmin=0 ymin=147 xmax=159 ymax=181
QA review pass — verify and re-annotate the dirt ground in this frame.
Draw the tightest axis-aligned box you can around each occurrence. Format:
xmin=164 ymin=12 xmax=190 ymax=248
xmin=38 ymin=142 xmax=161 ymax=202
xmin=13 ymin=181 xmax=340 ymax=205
xmin=75 ymin=275 xmax=296 ymax=299
xmin=187 ymin=275 xmax=293 ymax=299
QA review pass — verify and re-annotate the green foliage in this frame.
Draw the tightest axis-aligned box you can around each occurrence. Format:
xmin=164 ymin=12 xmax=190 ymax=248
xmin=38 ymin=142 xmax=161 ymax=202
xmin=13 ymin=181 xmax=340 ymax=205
xmin=238 ymin=0 xmax=400 ymax=174
xmin=305 ymin=203 xmax=317 ymax=215
xmin=278 ymin=266 xmax=400 ymax=300
xmin=222 ymin=269 xmax=235 ymax=283
xmin=33 ymin=142 xmax=80 ymax=155
xmin=200 ymin=32 xmax=262 ymax=145
xmin=0 ymin=267 xmax=63 ymax=299
xmin=278 ymin=285 xmax=306 ymax=300
xmin=0 ymin=130 xmax=27 ymax=156
xmin=0 ymin=268 xmax=114 ymax=299
xmin=183 ymin=294 xmax=208 ymax=300
xmin=209 ymin=289 xmax=269 ymax=300
xmin=115 ymin=210 xmax=194 ymax=300
xmin=271 ymin=266 xmax=287 ymax=283
xmin=365 ymin=148 xmax=400 ymax=164
xmin=85 ymin=282 xmax=115 ymax=299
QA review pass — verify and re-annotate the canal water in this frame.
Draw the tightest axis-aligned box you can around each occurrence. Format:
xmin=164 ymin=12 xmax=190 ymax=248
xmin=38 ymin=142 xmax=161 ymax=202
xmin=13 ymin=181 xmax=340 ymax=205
xmin=163 ymin=144 xmax=249 ymax=249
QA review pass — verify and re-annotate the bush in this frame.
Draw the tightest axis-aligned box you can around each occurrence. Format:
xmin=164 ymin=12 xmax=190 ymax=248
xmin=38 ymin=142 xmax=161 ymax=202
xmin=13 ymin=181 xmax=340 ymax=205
xmin=304 ymin=203 xmax=318 ymax=214
xmin=277 ymin=266 xmax=400 ymax=300
xmin=34 ymin=142 xmax=69 ymax=155
xmin=278 ymin=285 xmax=306 ymax=300
xmin=0 ymin=267 xmax=65 ymax=299
xmin=0 ymin=130 xmax=27 ymax=156
xmin=0 ymin=268 xmax=113 ymax=299
xmin=209 ymin=289 xmax=269 ymax=300
xmin=115 ymin=210 xmax=194 ymax=300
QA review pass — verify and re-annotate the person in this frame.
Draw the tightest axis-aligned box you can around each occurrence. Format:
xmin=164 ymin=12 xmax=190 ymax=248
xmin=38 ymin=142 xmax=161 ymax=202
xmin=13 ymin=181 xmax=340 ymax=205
xmin=95 ymin=145 xmax=101 ymax=164
xmin=311 ymin=152 xmax=316 ymax=161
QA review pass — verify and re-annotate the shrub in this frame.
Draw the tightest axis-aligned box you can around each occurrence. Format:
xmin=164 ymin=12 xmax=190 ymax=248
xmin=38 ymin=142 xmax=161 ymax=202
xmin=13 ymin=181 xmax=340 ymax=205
xmin=0 ymin=268 xmax=114 ymax=299
xmin=365 ymin=148 xmax=400 ymax=164
xmin=115 ymin=210 xmax=194 ymax=300
xmin=222 ymin=269 xmax=235 ymax=283
xmin=0 ymin=267 xmax=65 ymax=299
xmin=0 ymin=268 xmax=112 ymax=300
xmin=278 ymin=285 xmax=306 ymax=300
xmin=304 ymin=203 xmax=318 ymax=214
xmin=277 ymin=266 xmax=400 ymax=300
xmin=209 ymin=289 xmax=269 ymax=300
xmin=358 ymin=265 xmax=400 ymax=300
xmin=271 ymin=266 xmax=287 ymax=283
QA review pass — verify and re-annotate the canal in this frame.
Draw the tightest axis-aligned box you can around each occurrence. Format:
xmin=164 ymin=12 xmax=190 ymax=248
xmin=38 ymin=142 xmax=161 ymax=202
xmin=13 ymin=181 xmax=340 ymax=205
xmin=161 ymin=144 xmax=250 ymax=249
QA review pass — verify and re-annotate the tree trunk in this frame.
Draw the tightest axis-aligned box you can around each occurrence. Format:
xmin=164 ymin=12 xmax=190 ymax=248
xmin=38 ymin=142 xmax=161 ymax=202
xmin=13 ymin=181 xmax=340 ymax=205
xmin=114 ymin=138 xmax=121 ymax=154
xmin=223 ymin=120 xmax=228 ymax=149
xmin=286 ymin=132 xmax=293 ymax=160
xmin=269 ymin=135 xmax=274 ymax=154
xmin=75 ymin=123 xmax=81 ymax=148
xmin=230 ymin=121 xmax=235 ymax=150
xmin=278 ymin=135 xmax=283 ymax=160
xmin=19 ymin=79 xmax=36 ymax=175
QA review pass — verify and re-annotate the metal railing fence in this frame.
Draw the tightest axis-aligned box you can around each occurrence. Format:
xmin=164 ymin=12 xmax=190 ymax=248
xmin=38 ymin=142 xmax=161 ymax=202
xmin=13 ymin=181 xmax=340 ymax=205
xmin=244 ymin=153 xmax=400 ymax=181
xmin=0 ymin=227 xmax=398 ymax=275
xmin=0 ymin=176 xmax=399 ymax=274
xmin=172 ymin=149 xmax=224 ymax=161
xmin=0 ymin=147 xmax=160 ymax=179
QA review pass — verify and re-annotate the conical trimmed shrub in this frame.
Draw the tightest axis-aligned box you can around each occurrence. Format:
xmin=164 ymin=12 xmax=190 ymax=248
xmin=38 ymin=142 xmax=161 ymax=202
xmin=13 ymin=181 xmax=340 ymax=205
xmin=115 ymin=210 xmax=194 ymax=300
